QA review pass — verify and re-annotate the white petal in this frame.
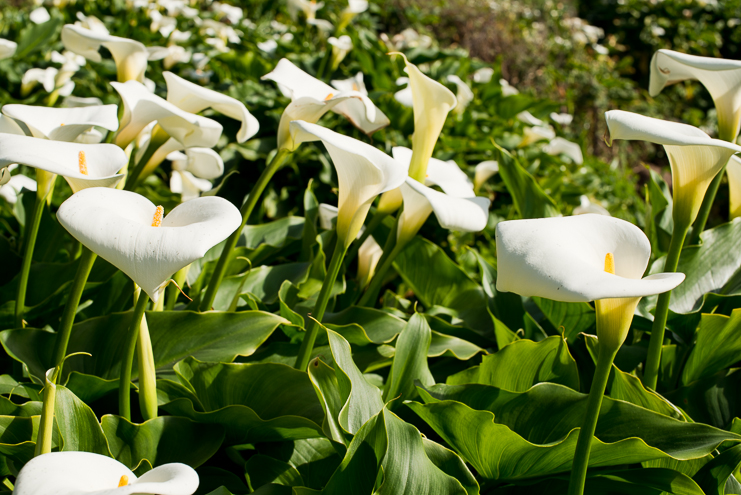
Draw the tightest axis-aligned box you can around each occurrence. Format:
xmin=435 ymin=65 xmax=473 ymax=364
xmin=519 ymin=125 xmax=555 ymax=147
xmin=147 ymin=46 xmax=170 ymax=61
xmin=605 ymin=109 xmax=733 ymax=147
xmin=394 ymin=86 xmax=414 ymax=108
xmin=91 ymin=463 xmax=199 ymax=495
xmin=517 ymin=111 xmax=544 ymax=127
xmin=472 ymin=67 xmax=494 ymax=84
xmin=178 ymin=170 xmax=212 ymax=201
xmin=550 ymin=112 xmax=573 ymax=125
xmin=183 ymin=148 xmax=224 ymax=179
xmin=357 ymin=234 xmax=382 ymax=287
xmin=112 ymin=80 xmax=223 ymax=149
xmin=446 ymin=74 xmax=473 ymax=112
xmin=573 ymin=195 xmax=610 ymax=216
xmin=63 ymin=96 xmax=104 ymax=107
xmin=331 ymin=72 xmax=367 ymax=95
xmin=262 ymin=58 xmax=334 ymax=101
xmin=543 ymin=137 xmax=584 ymax=164
xmin=391 ymin=146 xmax=473 ymax=197
xmin=474 ymin=160 xmax=499 ymax=191
xmin=164 ymin=71 xmax=259 ymax=143
xmin=347 ymin=0 xmax=369 ymax=14
xmin=0 ymin=174 xmax=37 ymax=204
xmin=29 ymin=7 xmax=50 ymax=24
xmin=0 ymin=39 xmax=17 ymax=60
xmin=62 ymin=24 xmax=149 ymax=82
xmin=75 ymin=128 xmax=105 ymax=144
xmin=318 ymin=203 xmax=338 ymax=230
xmin=57 ymin=188 xmax=242 ymax=301
xmin=2 ymin=104 xmax=119 ymax=142
xmin=328 ymin=35 xmax=353 ymax=51
xmin=0 ymin=134 xmax=126 ymax=192
xmin=257 ymin=39 xmax=278 ymax=54
xmin=170 ymin=169 xmax=184 ymax=193
xmin=0 ymin=114 xmax=25 ymax=135
xmin=727 ymin=155 xmax=741 ymax=219
xmin=495 ymin=215 xmax=685 ymax=301
xmin=289 ymin=121 xmax=407 ymax=245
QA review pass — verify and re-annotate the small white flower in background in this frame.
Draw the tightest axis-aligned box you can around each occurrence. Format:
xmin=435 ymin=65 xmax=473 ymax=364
xmin=205 ymin=37 xmax=229 ymax=53
xmin=331 ymin=71 xmax=367 ymax=94
xmin=517 ymin=111 xmax=544 ymax=127
xmin=446 ymin=75 xmax=474 ymax=114
xmin=21 ymin=68 xmax=67 ymax=96
xmin=170 ymin=29 xmax=192 ymax=43
xmin=13 ymin=451 xmax=199 ymax=495
xmin=550 ymin=112 xmax=573 ymax=125
xmin=164 ymin=44 xmax=192 ymax=69
xmin=651 ymin=25 xmax=666 ymax=37
xmin=287 ymin=0 xmax=324 ymax=21
xmin=30 ymin=7 xmax=50 ymax=24
xmin=519 ymin=125 xmax=556 ymax=147
xmin=75 ymin=12 xmax=109 ymax=36
xmin=168 ymin=148 xmax=224 ymax=202
xmin=544 ymin=137 xmax=584 ymax=164
xmin=201 ymin=19 xmax=242 ymax=44
xmin=270 ymin=20 xmax=289 ymax=33
xmin=500 ymin=78 xmax=519 ymax=96
xmin=473 ymin=67 xmax=494 ymax=83
xmin=381 ymin=28 xmax=432 ymax=51
xmin=242 ymin=18 xmax=257 ymax=29
xmin=0 ymin=39 xmax=16 ymax=60
xmin=394 ymin=77 xmax=414 ymax=108
xmin=573 ymin=195 xmax=610 ymax=216
xmin=212 ymin=2 xmax=243 ymax=24
xmin=593 ymin=44 xmax=609 ymax=55
xmin=51 ymin=50 xmax=86 ymax=92
xmin=318 ymin=203 xmax=339 ymax=230
xmin=257 ymin=39 xmax=278 ymax=55
xmin=149 ymin=10 xmax=178 ymax=37
xmin=339 ymin=0 xmax=369 ymax=30
xmin=0 ymin=174 xmax=37 ymax=204
xmin=474 ymin=160 xmax=499 ymax=192
xmin=182 ymin=68 xmax=213 ymax=84
xmin=329 ymin=35 xmax=353 ymax=70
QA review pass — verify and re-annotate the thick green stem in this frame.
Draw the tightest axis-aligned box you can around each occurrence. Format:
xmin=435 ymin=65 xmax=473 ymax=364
xmin=294 ymin=237 xmax=347 ymax=371
xmin=357 ymin=238 xmax=406 ymax=308
xmin=199 ymin=149 xmax=290 ymax=311
xmin=687 ymin=167 xmax=725 ymax=246
xmin=165 ymin=264 xmax=191 ymax=311
xmin=124 ymin=129 xmax=169 ymax=191
xmin=119 ymin=292 xmax=149 ymax=420
xmin=34 ymin=370 xmax=57 ymax=457
xmin=643 ymin=222 xmax=690 ymax=390
xmin=344 ymin=211 xmax=387 ymax=271
xmin=15 ymin=190 xmax=47 ymax=328
xmin=52 ymin=247 xmax=97 ymax=375
xmin=567 ymin=344 xmax=618 ymax=495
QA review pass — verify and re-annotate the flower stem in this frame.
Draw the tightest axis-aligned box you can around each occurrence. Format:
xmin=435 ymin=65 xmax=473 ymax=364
xmin=15 ymin=189 xmax=48 ymax=328
xmin=34 ymin=369 xmax=57 ymax=457
xmin=357 ymin=215 xmax=404 ymax=307
xmin=343 ymin=211 xmax=387 ymax=271
xmin=294 ymin=237 xmax=347 ymax=371
xmin=687 ymin=166 xmax=725 ymax=246
xmin=124 ymin=126 xmax=169 ymax=191
xmin=199 ymin=148 xmax=290 ymax=311
xmin=165 ymin=264 xmax=191 ymax=311
xmin=567 ymin=343 xmax=618 ymax=495
xmin=119 ymin=292 xmax=149 ymax=421
xmin=643 ymin=221 xmax=690 ymax=390
xmin=137 ymin=311 xmax=158 ymax=420
xmin=52 ymin=247 xmax=97 ymax=374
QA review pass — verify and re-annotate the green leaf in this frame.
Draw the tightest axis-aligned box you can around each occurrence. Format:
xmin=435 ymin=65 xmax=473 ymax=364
xmin=446 ymin=335 xmax=579 ymax=392
xmin=422 ymin=438 xmax=480 ymax=495
xmin=470 ymin=249 xmax=524 ymax=333
xmin=494 ymin=143 xmax=560 ymax=219
xmin=682 ymin=309 xmax=741 ymax=385
xmin=53 ymin=385 xmax=111 ymax=456
xmin=213 ymin=262 xmax=311 ymax=309
xmin=14 ymin=17 xmax=63 ymax=58
xmin=324 ymin=307 xmax=406 ymax=346
xmin=532 ymin=297 xmax=596 ymax=343
xmin=258 ymin=438 xmax=342 ymax=491
xmin=245 ymin=454 xmax=304 ymax=489
xmin=383 ymin=313 xmax=434 ymax=403
xmin=101 ymin=415 xmax=224 ymax=471
xmin=667 ymin=369 xmax=741 ymax=429
xmin=693 ymin=443 xmax=741 ymax=495
xmin=308 ymin=358 xmax=349 ymax=446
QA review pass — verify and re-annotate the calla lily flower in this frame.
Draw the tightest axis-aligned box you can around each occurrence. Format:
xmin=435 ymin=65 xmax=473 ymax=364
xmin=394 ymin=77 xmax=414 ymax=108
xmin=258 ymin=39 xmax=278 ymax=54
xmin=0 ymin=39 xmax=17 ymax=60
xmin=474 ymin=160 xmax=499 ymax=192
xmin=13 ymin=452 xmax=199 ymax=495
xmin=544 ymin=136 xmax=584 ymax=164
xmin=727 ymin=155 xmax=741 ymax=219
xmin=393 ymin=53 xmax=457 ymax=182
xmin=287 ymin=0 xmax=324 ymax=21
xmin=328 ymin=35 xmax=353 ymax=70
xmin=21 ymin=68 xmax=72 ymax=97
xmin=446 ymin=75 xmax=474 ymax=114
xmin=168 ymin=148 xmax=224 ymax=202
xmin=163 ymin=45 xmax=192 ymax=69
xmin=551 ymin=112 xmax=573 ymax=125
xmin=0 ymin=134 xmax=127 ymax=192
xmin=75 ymin=12 xmax=109 ymax=35
xmin=331 ymin=72 xmax=366 ymax=94
xmin=517 ymin=111 xmax=544 ymax=127
xmin=500 ymin=79 xmax=519 ymax=96
xmin=112 ymin=80 xmax=223 ymax=149
xmin=392 ymin=146 xmax=473 ymax=197
xmin=605 ymin=110 xmax=741 ymax=227
xmin=318 ymin=203 xmax=339 ymax=230
xmin=307 ymin=18 xmax=334 ymax=36
xmin=519 ymin=125 xmax=556 ymax=147
xmin=289 ymin=120 xmax=407 ymax=248
xmin=649 ymin=49 xmax=741 ymax=141
xmin=573 ymin=195 xmax=610 ymax=216
xmin=164 ymin=71 xmax=259 ymax=143
xmin=62 ymin=24 xmax=157 ymax=82
xmin=473 ymin=67 xmax=494 ymax=84
xmin=57 ymin=188 xmax=242 ymax=302
xmin=0 ymin=174 xmax=36 ymax=204
xmin=262 ymin=58 xmax=390 ymax=151
xmin=339 ymin=0 xmax=369 ymax=30
xmin=213 ymin=2 xmax=244 ymax=24
xmin=2 ymin=104 xmax=119 ymax=142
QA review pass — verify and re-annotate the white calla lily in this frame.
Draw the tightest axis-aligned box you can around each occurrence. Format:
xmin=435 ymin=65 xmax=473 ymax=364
xmin=0 ymin=174 xmax=37 ymax=204
xmin=262 ymin=59 xmax=389 ymax=151
xmin=391 ymin=146 xmax=474 ymax=197
xmin=500 ymin=79 xmax=519 ymax=96
xmin=649 ymin=49 xmax=741 ymax=141
xmin=289 ymin=121 xmax=407 ymax=247
xmin=0 ymin=134 xmax=126 ymax=192
xmin=57 ymin=188 xmax=242 ymax=302
xmin=517 ymin=111 xmax=544 ymax=127
xmin=164 ymin=71 xmax=259 ymax=143
xmin=357 ymin=234 xmax=382 ymax=288
xmin=21 ymin=68 xmax=66 ymax=97
xmin=331 ymin=72 xmax=367 ymax=94
xmin=727 ymin=155 xmax=741 ymax=219
xmin=605 ymin=109 xmax=741 ymax=227
xmin=473 ymin=67 xmax=494 ymax=84
xmin=168 ymin=148 xmax=224 ymax=202
xmin=394 ymin=77 xmax=414 ymax=108
xmin=287 ymin=0 xmax=324 ymax=21
xmin=329 ymin=35 xmax=353 ymax=70
xmin=112 ymin=80 xmax=223 ymax=149
xmin=62 ymin=24 xmax=152 ymax=82
xmin=13 ymin=451 xmax=199 ymax=495
xmin=544 ymin=136 xmax=584 ymax=164
xmin=551 ymin=112 xmax=573 ymax=125
xmin=2 ymin=104 xmax=119 ymax=142
xmin=339 ymin=0 xmax=368 ymax=29
xmin=519 ymin=125 xmax=555 ymax=147
xmin=0 ymin=39 xmax=17 ymax=60
xmin=318 ymin=203 xmax=339 ymax=230
xmin=446 ymin=75 xmax=474 ymax=114
xmin=474 ymin=160 xmax=499 ymax=192
xmin=257 ymin=39 xmax=278 ymax=54
xmin=574 ymin=195 xmax=610 ymax=216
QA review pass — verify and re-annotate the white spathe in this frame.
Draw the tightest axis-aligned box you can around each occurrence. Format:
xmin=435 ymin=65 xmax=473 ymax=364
xmin=573 ymin=195 xmax=610 ymax=216
xmin=0 ymin=134 xmax=126 ymax=192
xmin=391 ymin=146 xmax=474 ymax=197
xmin=318 ymin=203 xmax=339 ymax=230
xmin=262 ymin=59 xmax=389 ymax=151
xmin=0 ymin=39 xmax=17 ymax=60
xmin=544 ymin=137 xmax=584 ymax=164
xmin=357 ymin=234 xmax=382 ymax=288
xmin=605 ymin=109 xmax=741 ymax=226
xmin=496 ymin=215 xmax=685 ymax=303
xmin=168 ymin=148 xmax=224 ymax=202
xmin=112 ymin=80 xmax=223 ymax=149
xmin=2 ymin=104 xmax=119 ymax=142
xmin=289 ymin=121 xmax=407 ymax=247
xmin=519 ymin=125 xmax=555 ymax=147
xmin=550 ymin=112 xmax=573 ymax=125
xmin=331 ymin=72 xmax=367 ymax=95
xmin=446 ymin=75 xmax=474 ymax=114
xmin=13 ymin=451 xmax=199 ymax=495
xmin=164 ymin=71 xmax=259 ymax=143
xmin=474 ymin=160 xmax=499 ymax=192
xmin=473 ymin=67 xmax=494 ymax=84
xmin=0 ymin=174 xmax=37 ymax=204
xmin=57 ymin=188 xmax=242 ymax=302
xmin=649 ymin=49 xmax=741 ymax=141
xmin=394 ymin=77 xmax=414 ymax=108
xmin=728 ymin=155 xmax=741 ymax=219
xmin=517 ymin=111 xmax=544 ymax=127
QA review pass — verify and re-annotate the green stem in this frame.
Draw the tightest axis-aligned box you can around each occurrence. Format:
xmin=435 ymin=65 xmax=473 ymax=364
xmin=35 ymin=370 xmax=56 ymax=457
xmin=199 ymin=148 xmax=290 ymax=311
xmin=357 ymin=238 xmax=406 ymax=308
xmin=15 ymin=191 xmax=47 ymax=328
xmin=137 ymin=311 xmax=158 ymax=420
xmin=294 ymin=237 xmax=347 ymax=371
xmin=643 ymin=222 xmax=690 ymax=390
xmin=344 ymin=211 xmax=387 ymax=272
xmin=119 ymin=292 xmax=149 ymax=420
xmin=124 ymin=130 xmax=168 ymax=191
xmin=687 ymin=167 xmax=725 ymax=246
xmin=567 ymin=344 xmax=618 ymax=495
xmin=52 ymin=247 xmax=97 ymax=375
xmin=165 ymin=264 xmax=191 ymax=311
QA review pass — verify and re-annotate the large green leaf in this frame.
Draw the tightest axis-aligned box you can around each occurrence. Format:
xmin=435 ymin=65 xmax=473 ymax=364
xmin=494 ymin=143 xmax=560 ymax=219
xmin=532 ymin=297 xmax=596 ymax=343
xmin=667 ymin=369 xmax=741 ymax=428
xmin=257 ymin=438 xmax=342 ymax=491
xmin=54 ymin=386 xmax=111 ymax=456
xmin=0 ymin=415 xmax=40 ymax=469
xmin=470 ymin=249 xmax=524 ymax=333
xmin=308 ymin=358 xmax=348 ymax=446
xmin=14 ymin=17 xmax=63 ymax=58
xmin=693 ymin=443 xmax=741 ymax=495
xmin=323 ymin=307 xmax=406 ymax=345
xmin=447 ymin=336 xmax=579 ymax=392
xmin=682 ymin=309 xmax=741 ymax=385
xmin=383 ymin=313 xmax=434 ymax=403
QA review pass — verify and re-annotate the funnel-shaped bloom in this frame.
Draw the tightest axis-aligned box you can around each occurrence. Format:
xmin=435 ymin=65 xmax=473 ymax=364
xmin=605 ymin=110 xmax=741 ymax=227
xmin=0 ymin=174 xmax=36 ymax=204
xmin=728 ymin=155 xmax=741 ymax=219
xmin=394 ymin=53 xmax=457 ymax=182
xmin=519 ymin=125 xmax=555 ymax=147
xmin=446 ymin=75 xmax=474 ymax=114
xmin=496 ymin=215 xmax=685 ymax=349
xmin=473 ymin=67 xmax=494 ymax=84
xmin=290 ymin=121 xmax=407 ymax=247
xmin=339 ymin=0 xmax=368 ymax=29
xmin=544 ymin=136 xmax=583 ymax=164
xmin=164 ymin=71 xmax=259 ymax=143
xmin=112 ymin=80 xmax=223 ymax=149
xmin=551 ymin=112 xmax=573 ymax=125
xmin=394 ymin=77 xmax=414 ymax=108
xmin=0 ymin=39 xmax=16 ymax=60
xmin=2 ymin=104 xmax=119 ymax=142
xmin=329 ymin=35 xmax=353 ymax=70
xmin=517 ymin=111 xmax=544 ymax=127
xmin=262 ymin=59 xmax=389 ymax=151
xmin=474 ymin=160 xmax=499 ymax=192
xmin=0 ymin=134 xmax=126 ymax=191
xmin=649 ymin=49 xmax=741 ymax=141
xmin=392 ymin=146 xmax=473 ymax=197
xmin=62 ymin=24 xmax=157 ymax=82
xmin=14 ymin=452 xmax=199 ymax=495
xmin=58 ymin=188 xmax=241 ymax=302
xmin=573 ymin=195 xmax=610 ymax=216
xmin=168 ymin=148 xmax=224 ymax=202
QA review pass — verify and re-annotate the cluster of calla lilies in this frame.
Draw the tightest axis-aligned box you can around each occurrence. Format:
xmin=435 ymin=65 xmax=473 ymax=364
xmin=2 ymin=5 xmax=741 ymax=493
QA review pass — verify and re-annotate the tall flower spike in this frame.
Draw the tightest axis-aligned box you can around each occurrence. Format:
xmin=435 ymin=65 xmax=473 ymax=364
xmin=2 ymin=104 xmax=119 ymax=142
xmin=649 ymin=49 xmax=741 ymax=141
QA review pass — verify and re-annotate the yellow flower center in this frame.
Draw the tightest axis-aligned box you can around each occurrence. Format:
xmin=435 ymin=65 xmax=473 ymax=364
xmin=151 ymin=205 xmax=164 ymax=227
xmin=78 ymin=151 xmax=88 ymax=176
xmin=118 ymin=475 xmax=129 ymax=487
xmin=352 ymin=83 xmax=359 ymax=91
xmin=604 ymin=252 xmax=615 ymax=275
xmin=324 ymin=93 xmax=334 ymax=101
